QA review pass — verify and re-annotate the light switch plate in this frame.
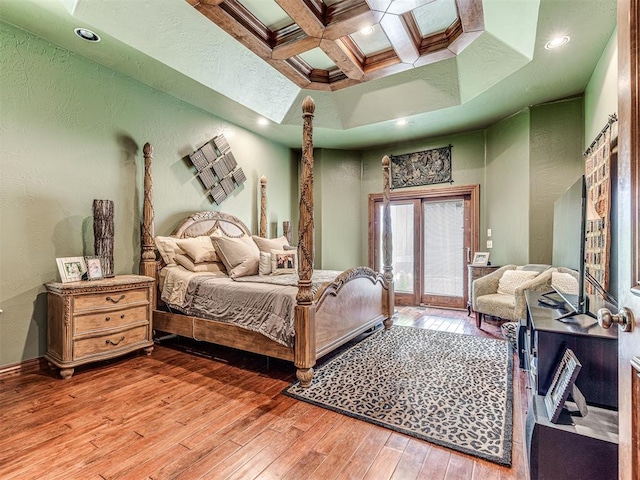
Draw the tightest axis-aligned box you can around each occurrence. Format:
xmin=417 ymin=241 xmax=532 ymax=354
xmin=487 ymin=228 xmax=492 ymax=237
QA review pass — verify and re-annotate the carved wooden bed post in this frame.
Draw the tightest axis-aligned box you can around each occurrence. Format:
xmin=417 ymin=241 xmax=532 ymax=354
xmin=140 ymin=143 xmax=157 ymax=308
xmin=382 ymin=155 xmax=395 ymax=327
xmin=259 ymin=175 xmax=267 ymax=237
xmin=295 ymin=96 xmax=316 ymax=388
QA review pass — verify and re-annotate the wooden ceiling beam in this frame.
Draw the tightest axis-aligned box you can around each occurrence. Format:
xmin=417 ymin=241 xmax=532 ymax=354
xmin=456 ymin=0 xmax=484 ymax=32
xmin=275 ymin=0 xmax=325 ymax=37
xmin=320 ymin=38 xmax=365 ymax=80
xmin=380 ymin=13 xmax=419 ymax=64
xmin=272 ymin=36 xmax=322 ymax=60
xmin=195 ymin=3 xmax=272 ymax=57
xmin=323 ymin=6 xmax=383 ymax=41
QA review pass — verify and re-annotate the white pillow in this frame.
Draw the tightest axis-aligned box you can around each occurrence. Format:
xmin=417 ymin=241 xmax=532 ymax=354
xmin=175 ymin=236 xmax=219 ymax=263
xmin=259 ymin=251 xmax=272 ymax=275
xmin=251 ymin=235 xmax=290 ymax=253
xmin=211 ymin=235 xmax=260 ymax=278
xmin=155 ymin=236 xmax=183 ymax=265
xmin=497 ymin=270 xmax=539 ymax=296
xmin=270 ymin=249 xmax=297 ymax=275
xmin=175 ymin=254 xmax=227 ymax=274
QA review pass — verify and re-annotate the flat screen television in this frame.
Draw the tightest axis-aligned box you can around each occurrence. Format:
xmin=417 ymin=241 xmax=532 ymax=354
xmin=552 ymin=175 xmax=617 ymax=320
xmin=552 ymin=175 xmax=589 ymax=318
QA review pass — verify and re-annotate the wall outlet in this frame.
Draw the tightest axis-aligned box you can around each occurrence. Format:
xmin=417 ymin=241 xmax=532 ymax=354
xmin=487 ymin=240 xmax=493 ymax=249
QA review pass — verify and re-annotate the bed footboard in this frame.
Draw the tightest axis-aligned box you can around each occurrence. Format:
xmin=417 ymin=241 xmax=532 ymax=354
xmin=314 ymin=267 xmax=389 ymax=357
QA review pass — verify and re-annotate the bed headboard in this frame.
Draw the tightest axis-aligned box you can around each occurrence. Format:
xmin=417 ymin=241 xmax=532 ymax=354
xmin=171 ymin=211 xmax=250 ymax=239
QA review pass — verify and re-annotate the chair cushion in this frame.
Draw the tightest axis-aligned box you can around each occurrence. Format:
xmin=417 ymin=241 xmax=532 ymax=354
xmin=476 ymin=293 xmax=517 ymax=321
xmin=497 ymin=270 xmax=539 ymax=296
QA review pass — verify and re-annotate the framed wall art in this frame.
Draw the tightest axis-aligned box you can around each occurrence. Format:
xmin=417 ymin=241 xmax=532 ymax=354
xmin=390 ymin=145 xmax=452 ymax=188
xmin=188 ymin=134 xmax=246 ymax=205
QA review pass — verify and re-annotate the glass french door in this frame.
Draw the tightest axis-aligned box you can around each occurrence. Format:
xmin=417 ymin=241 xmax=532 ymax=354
xmin=370 ymin=186 xmax=478 ymax=308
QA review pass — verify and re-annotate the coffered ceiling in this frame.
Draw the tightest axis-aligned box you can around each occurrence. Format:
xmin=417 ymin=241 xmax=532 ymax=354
xmin=189 ymin=0 xmax=482 ymax=91
xmin=0 ymin=0 xmax=617 ymax=149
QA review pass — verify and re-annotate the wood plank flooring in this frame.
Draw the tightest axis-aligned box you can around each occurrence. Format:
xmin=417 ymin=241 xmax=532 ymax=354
xmin=0 ymin=308 xmax=529 ymax=479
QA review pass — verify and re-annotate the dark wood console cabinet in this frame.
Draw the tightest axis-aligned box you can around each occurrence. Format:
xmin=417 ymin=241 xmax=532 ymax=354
xmin=520 ymin=290 xmax=619 ymax=480
xmin=521 ymin=290 xmax=618 ymax=409
xmin=525 ymin=395 xmax=618 ymax=480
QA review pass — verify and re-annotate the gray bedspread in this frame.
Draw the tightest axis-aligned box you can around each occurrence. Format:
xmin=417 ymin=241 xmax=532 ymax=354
xmin=162 ymin=267 xmax=341 ymax=348
xmin=178 ymin=276 xmax=297 ymax=347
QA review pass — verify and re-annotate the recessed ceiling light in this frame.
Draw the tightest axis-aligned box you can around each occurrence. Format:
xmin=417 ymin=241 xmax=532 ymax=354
xmin=74 ymin=28 xmax=100 ymax=42
xmin=396 ymin=118 xmax=408 ymax=126
xmin=257 ymin=117 xmax=269 ymax=126
xmin=359 ymin=25 xmax=374 ymax=36
xmin=545 ymin=36 xmax=570 ymax=50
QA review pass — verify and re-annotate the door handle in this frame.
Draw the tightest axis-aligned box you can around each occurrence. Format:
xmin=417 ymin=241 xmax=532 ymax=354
xmin=597 ymin=307 xmax=635 ymax=332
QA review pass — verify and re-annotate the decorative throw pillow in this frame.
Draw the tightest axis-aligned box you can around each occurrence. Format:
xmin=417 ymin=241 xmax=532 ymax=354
xmin=497 ymin=269 xmax=539 ymax=296
xmin=259 ymin=251 xmax=272 ymax=275
xmin=175 ymin=254 xmax=227 ymax=274
xmin=211 ymin=235 xmax=260 ymax=278
xmin=552 ymin=271 xmax=579 ymax=294
xmin=155 ymin=236 xmax=184 ymax=265
xmin=251 ymin=235 xmax=290 ymax=253
xmin=175 ymin=236 xmax=219 ymax=263
xmin=270 ymin=249 xmax=297 ymax=275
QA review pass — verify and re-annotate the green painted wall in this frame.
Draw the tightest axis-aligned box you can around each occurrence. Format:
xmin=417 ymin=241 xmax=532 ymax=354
xmin=0 ymin=23 xmax=296 ymax=367
xmin=314 ymin=149 xmax=363 ymax=270
xmin=484 ymin=111 xmax=531 ymax=265
xmin=529 ymin=99 xmax=584 ymax=264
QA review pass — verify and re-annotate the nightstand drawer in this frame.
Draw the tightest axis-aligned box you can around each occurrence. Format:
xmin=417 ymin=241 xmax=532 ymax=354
xmin=74 ymin=305 xmax=149 ymax=335
xmin=73 ymin=288 xmax=149 ymax=312
xmin=74 ymin=325 xmax=149 ymax=360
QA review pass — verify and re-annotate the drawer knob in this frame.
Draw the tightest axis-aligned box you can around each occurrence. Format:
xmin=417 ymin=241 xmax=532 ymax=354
xmin=120 ymin=314 xmax=125 ymax=319
xmin=106 ymin=336 xmax=125 ymax=346
xmin=105 ymin=317 xmax=111 ymax=321
xmin=106 ymin=294 xmax=125 ymax=304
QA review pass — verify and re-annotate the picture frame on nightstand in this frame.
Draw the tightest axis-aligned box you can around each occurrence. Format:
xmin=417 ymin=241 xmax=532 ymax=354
xmin=472 ymin=252 xmax=490 ymax=266
xmin=85 ymin=256 xmax=104 ymax=281
xmin=56 ymin=257 xmax=87 ymax=283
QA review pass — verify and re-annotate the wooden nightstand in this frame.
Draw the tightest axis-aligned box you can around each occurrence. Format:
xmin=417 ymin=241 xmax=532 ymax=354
xmin=45 ymin=275 xmax=155 ymax=379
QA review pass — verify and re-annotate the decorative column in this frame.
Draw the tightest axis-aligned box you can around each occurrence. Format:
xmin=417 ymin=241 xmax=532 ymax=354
xmin=93 ymin=199 xmax=115 ymax=278
xmin=260 ymin=175 xmax=267 ymax=237
xmin=382 ymin=155 xmax=394 ymax=327
xmin=140 ymin=143 xmax=156 ymax=280
xmin=295 ymin=96 xmax=316 ymax=388
xmin=283 ymin=221 xmax=292 ymax=244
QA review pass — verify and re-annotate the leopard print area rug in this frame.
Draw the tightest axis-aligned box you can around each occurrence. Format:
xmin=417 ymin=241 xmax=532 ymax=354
xmin=283 ymin=325 xmax=513 ymax=466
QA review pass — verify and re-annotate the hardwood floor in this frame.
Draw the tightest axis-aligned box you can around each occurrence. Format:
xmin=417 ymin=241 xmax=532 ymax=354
xmin=0 ymin=307 xmax=528 ymax=479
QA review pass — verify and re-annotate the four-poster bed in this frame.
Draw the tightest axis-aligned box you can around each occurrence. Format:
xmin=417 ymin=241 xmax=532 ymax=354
xmin=139 ymin=97 xmax=394 ymax=387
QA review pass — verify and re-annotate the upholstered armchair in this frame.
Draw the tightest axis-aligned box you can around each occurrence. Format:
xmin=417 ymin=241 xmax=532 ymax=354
xmin=471 ymin=264 xmax=561 ymax=328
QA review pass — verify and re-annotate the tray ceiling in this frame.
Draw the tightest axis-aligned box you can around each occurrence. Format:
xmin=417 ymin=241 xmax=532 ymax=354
xmin=0 ymin=0 xmax=618 ymax=149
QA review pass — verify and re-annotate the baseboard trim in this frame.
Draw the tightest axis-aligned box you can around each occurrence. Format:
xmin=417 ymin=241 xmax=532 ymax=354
xmin=0 ymin=357 xmax=46 ymax=377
